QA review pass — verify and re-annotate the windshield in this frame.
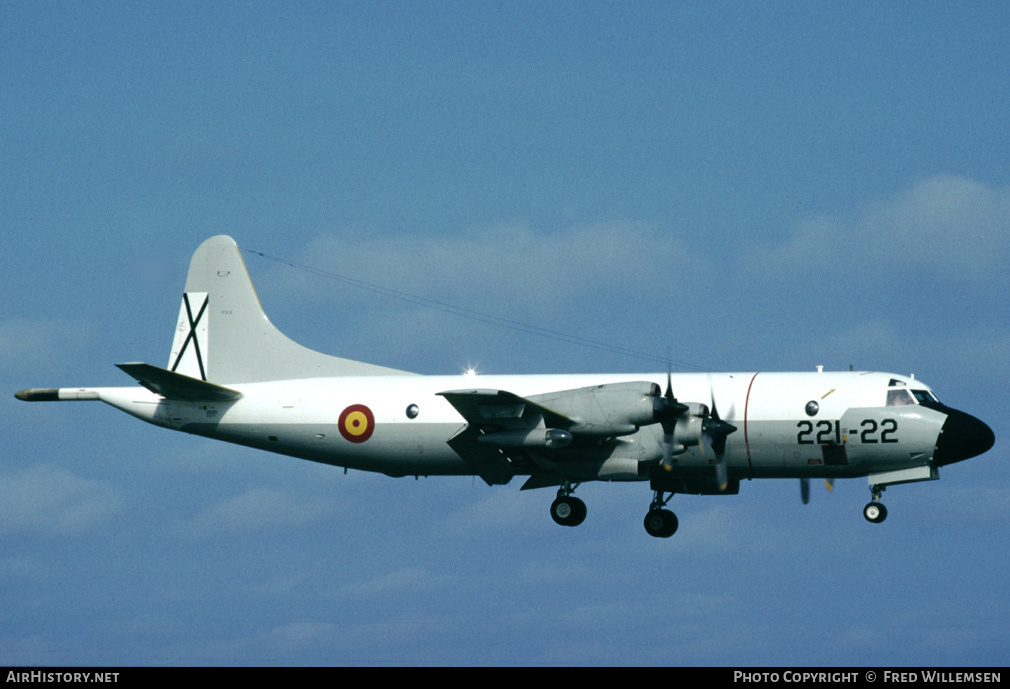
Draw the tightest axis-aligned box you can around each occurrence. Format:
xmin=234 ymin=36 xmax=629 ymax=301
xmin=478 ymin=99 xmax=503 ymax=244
xmin=886 ymin=387 xmax=940 ymax=406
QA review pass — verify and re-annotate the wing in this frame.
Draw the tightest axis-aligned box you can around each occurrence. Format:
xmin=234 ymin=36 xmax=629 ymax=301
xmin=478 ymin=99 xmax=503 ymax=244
xmin=437 ymin=388 xmax=572 ymax=431
xmin=438 ymin=382 xmax=666 ymax=487
xmin=437 ymin=388 xmax=573 ymax=486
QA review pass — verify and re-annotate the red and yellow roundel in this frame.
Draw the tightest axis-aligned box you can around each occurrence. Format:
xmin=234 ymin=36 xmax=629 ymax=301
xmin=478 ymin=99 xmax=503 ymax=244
xmin=338 ymin=404 xmax=375 ymax=443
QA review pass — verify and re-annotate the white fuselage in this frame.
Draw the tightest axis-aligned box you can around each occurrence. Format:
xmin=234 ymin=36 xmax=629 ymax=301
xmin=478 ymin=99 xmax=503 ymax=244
xmin=93 ymin=369 xmax=947 ymax=483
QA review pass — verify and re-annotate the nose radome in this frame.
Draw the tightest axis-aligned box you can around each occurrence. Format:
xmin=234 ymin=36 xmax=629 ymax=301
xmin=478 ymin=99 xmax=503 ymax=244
xmin=933 ymin=407 xmax=995 ymax=466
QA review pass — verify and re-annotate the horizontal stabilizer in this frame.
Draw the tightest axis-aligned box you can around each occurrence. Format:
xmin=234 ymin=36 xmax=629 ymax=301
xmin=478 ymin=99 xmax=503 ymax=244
xmin=116 ymin=362 xmax=242 ymax=401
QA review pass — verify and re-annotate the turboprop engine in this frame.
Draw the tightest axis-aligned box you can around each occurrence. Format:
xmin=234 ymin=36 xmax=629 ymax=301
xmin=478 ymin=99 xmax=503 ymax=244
xmin=529 ymin=381 xmax=672 ymax=437
xmin=668 ymin=402 xmax=711 ymax=455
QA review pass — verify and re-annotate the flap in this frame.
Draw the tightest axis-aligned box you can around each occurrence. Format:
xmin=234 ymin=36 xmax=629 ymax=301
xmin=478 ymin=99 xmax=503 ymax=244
xmin=445 ymin=426 xmax=516 ymax=486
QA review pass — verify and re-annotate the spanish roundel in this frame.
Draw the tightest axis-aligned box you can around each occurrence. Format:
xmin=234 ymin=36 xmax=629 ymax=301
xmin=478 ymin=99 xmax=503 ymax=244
xmin=338 ymin=404 xmax=375 ymax=443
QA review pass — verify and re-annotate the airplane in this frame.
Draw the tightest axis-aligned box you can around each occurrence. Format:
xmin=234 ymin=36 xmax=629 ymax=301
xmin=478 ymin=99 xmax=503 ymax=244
xmin=16 ymin=235 xmax=995 ymax=538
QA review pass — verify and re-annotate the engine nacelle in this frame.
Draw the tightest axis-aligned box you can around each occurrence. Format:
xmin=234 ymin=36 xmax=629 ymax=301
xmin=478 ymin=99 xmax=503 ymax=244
xmin=597 ymin=456 xmax=642 ymax=480
xmin=673 ymin=406 xmax=708 ymax=448
xmin=530 ymin=381 xmax=662 ymax=437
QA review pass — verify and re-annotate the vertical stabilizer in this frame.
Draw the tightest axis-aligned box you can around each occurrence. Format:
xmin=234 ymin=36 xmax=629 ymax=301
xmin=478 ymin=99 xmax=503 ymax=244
xmin=168 ymin=235 xmax=412 ymax=384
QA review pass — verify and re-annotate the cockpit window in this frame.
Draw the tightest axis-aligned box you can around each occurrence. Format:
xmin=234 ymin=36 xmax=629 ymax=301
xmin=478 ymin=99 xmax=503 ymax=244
xmin=886 ymin=387 xmax=940 ymax=406
xmin=887 ymin=389 xmax=915 ymax=406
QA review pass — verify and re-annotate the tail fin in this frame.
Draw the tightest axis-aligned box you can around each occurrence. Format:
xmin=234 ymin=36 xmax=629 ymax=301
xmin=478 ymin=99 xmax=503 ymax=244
xmin=167 ymin=235 xmax=412 ymax=384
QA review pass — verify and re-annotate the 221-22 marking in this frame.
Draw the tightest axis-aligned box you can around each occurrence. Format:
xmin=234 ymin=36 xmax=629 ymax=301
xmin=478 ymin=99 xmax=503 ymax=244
xmin=797 ymin=419 xmax=898 ymax=445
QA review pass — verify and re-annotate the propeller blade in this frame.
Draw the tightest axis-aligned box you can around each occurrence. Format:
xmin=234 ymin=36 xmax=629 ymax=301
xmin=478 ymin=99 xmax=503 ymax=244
xmin=656 ymin=365 xmax=687 ymax=472
xmin=661 ymin=422 xmax=674 ymax=471
xmin=706 ymin=377 xmax=737 ymax=449
xmin=715 ymin=451 xmax=728 ymax=492
xmin=800 ymin=477 xmax=834 ymax=503
xmin=704 ymin=375 xmax=736 ymax=491
xmin=698 ymin=425 xmax=730 ymax=491
xmin=697 ymin=427 xmax=729 ymax=491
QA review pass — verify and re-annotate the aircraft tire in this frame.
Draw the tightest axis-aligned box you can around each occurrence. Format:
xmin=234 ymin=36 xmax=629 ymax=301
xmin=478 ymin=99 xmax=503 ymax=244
xmin=863 ymin=502 xmax=888 ymax=523
xmin=569 ymin=497 xmax=587 ymax=526
xmin=644 ymin=508 xmax=678 ymax=538
xmin=551 ymin=497 xmax=587 ymax=527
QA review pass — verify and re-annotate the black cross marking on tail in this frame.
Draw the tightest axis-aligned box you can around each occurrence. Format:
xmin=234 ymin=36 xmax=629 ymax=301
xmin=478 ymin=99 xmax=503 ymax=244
xmin=170 ymin=293 xmax=209 ymax=380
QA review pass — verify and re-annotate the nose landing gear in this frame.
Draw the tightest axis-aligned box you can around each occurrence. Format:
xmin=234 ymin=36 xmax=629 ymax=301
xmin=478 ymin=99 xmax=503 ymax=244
xmin=863 ymin=484 xmax=888 ymax=523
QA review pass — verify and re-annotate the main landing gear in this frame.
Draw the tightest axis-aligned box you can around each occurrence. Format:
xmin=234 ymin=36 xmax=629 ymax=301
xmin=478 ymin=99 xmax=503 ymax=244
xmin=548 ymin=484 xmax=680 ymax=537
xmin=550 ymin=483 xmax=587 ymax=527
xmin=863 ymin=484 xmax=888 ymax=523
xmin=644 ymin=490 xmax=678 ymax=538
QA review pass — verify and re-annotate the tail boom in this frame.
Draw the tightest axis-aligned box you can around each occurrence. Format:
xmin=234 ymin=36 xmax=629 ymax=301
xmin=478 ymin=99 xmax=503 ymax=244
xmin=16 ymin=388 xmax=99 ymax=401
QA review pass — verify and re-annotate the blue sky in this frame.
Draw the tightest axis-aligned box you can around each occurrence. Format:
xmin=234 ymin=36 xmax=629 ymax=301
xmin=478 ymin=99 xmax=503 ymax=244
xmin=3 ymin=2 xmax=1008 ymax=666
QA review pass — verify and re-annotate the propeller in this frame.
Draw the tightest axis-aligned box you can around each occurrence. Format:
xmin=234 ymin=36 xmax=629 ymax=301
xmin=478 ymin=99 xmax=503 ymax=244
xmin=700 ymin=375 xmax=738 ymax=491
xmin=654 ymin=367 xmax=688 ymax=471
xmin=800 ymin=478 xmax=834 ymax=504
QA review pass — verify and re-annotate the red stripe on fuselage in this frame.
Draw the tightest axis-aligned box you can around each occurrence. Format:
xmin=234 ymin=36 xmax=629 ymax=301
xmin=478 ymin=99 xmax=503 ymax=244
xmin=744 ymin=372 xmax=760 ymax=475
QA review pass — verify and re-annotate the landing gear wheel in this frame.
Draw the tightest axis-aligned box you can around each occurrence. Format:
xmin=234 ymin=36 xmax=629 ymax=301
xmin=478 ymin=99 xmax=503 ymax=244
xmin=644 ymin=508 xmax=678 ymax=538
xmin=551 ymin=496 xmax=587 ymax=527
xmin=863 ymin=502 xmax=888 ymax=523
xmin=570 ymin=497 xmax=586 ymax=525
xmin=864 ymin=483 xmax=887 ymax=523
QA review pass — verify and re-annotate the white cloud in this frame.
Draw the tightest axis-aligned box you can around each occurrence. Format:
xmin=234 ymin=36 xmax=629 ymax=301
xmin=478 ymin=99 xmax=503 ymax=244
xmin=248 ymin=223 xmax=714 ymax=372
xmin=439 ymin=487 xmax=541 ymax=535
xmin=239 ymin=175 xmax=1010 ymax=376
xmin=817 ymin=319 xmax=905 ymax=362
xmin=943 ymin=331 xmax=1010 ymax=386
xmin=261 ymin=173 xmax=1007 ymax=317
xmin=266 ymin=621 xmax=338 ymax=651
xmin=753 ymin=175 xmax=1010 ymax=281
xmin=0 ymin=465 xmax=125 ymax=536
xmin=276 ymin=223 xmax=707 ymax=319
xmin=339 ymin=566 xmax=451 ymax=598
xmin=865 ymin=176 xmax=1010 ymax=273
xmin=187 ymin=487 xmax=336 ymax=537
